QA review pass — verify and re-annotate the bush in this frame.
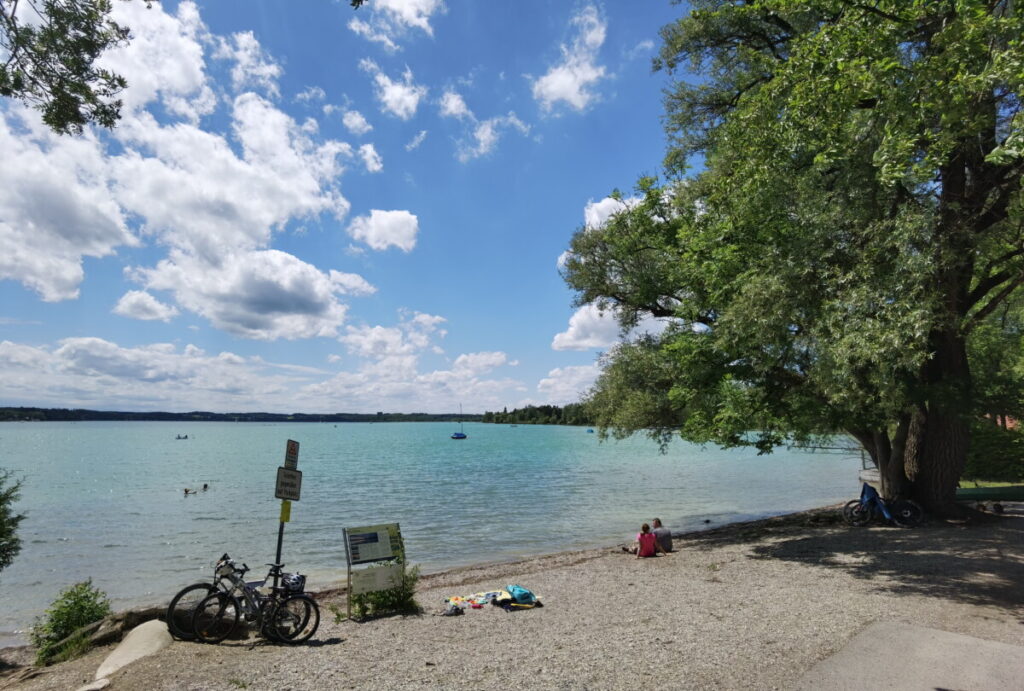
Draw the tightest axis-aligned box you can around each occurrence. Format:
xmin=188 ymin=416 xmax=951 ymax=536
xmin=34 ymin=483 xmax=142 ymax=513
xmin=0 ymin=468 xmax=24 ymax=573
xmin=963 ymin=420 xmax=1024 ymax=483
xmin=343 ymin=562 xmax=422 ymax=620
xmin=31 ymin=580 xmax=111 ymax=665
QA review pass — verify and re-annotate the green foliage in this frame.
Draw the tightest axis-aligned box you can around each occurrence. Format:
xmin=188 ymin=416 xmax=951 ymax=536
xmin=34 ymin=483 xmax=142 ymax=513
xmin=346 ymin=562 xmax=421 ymax=620
xmin=564 ymin=1 xmax=1024 ymax=507
xmin=963 ymin=420 xmax=1024 ymax=483
xmin=0 ymin=0 xmax=132 ymax=134
xmin=31 ymin=580 xmax=111 ymax=665
xmin=0 ymin=469 xmax=24 ymax=572
xmin=483 ymin=403 xmax=593 ymax=426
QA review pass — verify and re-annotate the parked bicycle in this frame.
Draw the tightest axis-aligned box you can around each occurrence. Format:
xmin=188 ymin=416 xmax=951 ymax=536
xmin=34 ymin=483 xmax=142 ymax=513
xmin=190 ymin=556 xmax=319 ymax=644
xmin=166 ymin=553 xmax=235 ymax=641
xmin=843 ymin=483 xmax=924 ymax=528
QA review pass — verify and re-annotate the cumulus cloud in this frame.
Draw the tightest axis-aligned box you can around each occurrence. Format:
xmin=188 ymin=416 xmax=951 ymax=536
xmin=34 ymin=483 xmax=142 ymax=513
xmin=99 ymin=0 xmax=216 ymax=122
xmin=406 ymin=129 xmax=428 ymax=150
xmin=536 ymin=364 xmax=600 ymax=404
xmin=359 ymin=59 xmax=427 ymax=120
xmin=552 ymin=304 xmax=669 ymax=351
xmin=347 ymin=0 xmax=444 ymax=50
xmin=0 ymin=110 xmax=137 ymax=301
xmin=439 ymin=90 xmax=472 ymax=120
xmin=552 ymin=304 xmax=620 ymax=350
xmin=330 ymin=270 xmax=377 ymax=296
xmin=113 ymin=290 xmax=180 ymax=321
xmin=347 ymin=209 xmax=419 ymax=252
xmin=584 ymin=195 xmax=638 ymax=229
xmin=0 ymin=338 xmax=320 ymax=412
xmin=342 ymin=109 xmax=373 ymax=135
xmin=214 ymin=30 xmax=282 ymax=98
xmin=359 ymin=143 xmax=384 ymax=172
xmin=532 ymin=5 xmax=608 ymax=113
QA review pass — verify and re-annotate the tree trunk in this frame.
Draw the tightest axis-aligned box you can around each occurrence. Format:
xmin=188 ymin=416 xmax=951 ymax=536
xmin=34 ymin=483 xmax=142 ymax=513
xmin=904 ymin=330 xmax=972 ymax=515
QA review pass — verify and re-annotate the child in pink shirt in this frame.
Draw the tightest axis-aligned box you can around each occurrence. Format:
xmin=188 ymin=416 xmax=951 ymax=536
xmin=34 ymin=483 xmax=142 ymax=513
xmin=635 ymin=522 xmax=667 ymax=558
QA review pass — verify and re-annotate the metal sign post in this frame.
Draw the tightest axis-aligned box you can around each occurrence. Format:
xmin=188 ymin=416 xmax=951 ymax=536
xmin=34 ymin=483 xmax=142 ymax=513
xmin=274 ymin=439 xmax=301 ymax=587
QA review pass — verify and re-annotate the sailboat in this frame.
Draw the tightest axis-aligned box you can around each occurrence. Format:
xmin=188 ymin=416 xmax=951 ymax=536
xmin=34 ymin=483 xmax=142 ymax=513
xmin=451 ymin=404 xmax=467 ymax=440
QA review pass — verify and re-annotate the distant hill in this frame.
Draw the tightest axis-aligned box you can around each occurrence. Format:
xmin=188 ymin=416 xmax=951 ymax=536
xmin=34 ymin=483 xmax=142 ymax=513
xmin=0 ymin=407 xmax=482 ymax=423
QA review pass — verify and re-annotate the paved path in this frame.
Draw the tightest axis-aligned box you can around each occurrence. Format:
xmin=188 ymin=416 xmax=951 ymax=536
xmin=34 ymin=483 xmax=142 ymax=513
xmin=795 ymin=620 xmax=1024 ymax=690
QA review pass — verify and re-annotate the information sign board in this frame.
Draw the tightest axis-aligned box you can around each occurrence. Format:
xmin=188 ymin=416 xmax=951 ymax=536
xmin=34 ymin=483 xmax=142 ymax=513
xmin=284 ymin=439 xmax=300 ymax=470
xmin=350 ymin=562 xmax=403 ymax=594
xmin=275 ymin=467 xmax=302 ymax=501
xmin=344 ymin=523 xmax=403 ymax=565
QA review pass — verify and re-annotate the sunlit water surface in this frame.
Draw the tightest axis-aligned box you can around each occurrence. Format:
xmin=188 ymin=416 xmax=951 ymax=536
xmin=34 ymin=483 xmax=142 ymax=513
xmin=0 ymin=421 xmax=859 ymax=641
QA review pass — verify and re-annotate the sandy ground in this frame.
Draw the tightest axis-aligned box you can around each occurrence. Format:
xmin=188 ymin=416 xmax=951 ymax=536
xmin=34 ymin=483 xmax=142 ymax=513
xmin=2 ymin=505 xmax=1022 ymax=690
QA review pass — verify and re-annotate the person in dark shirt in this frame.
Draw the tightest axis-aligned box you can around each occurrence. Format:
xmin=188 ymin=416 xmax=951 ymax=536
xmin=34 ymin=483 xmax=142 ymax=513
xmin=651 ymin=517 xmax=673 ymax=553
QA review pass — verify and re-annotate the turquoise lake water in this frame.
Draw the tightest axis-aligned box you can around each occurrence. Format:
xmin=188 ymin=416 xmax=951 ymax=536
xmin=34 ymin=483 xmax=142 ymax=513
xmin=0 ymin=421 xmax=860 ymax=641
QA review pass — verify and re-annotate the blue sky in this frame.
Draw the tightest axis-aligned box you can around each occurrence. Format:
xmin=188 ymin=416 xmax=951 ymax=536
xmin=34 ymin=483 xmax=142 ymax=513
xmin=0 ymin=0 xmax=684 ymax=414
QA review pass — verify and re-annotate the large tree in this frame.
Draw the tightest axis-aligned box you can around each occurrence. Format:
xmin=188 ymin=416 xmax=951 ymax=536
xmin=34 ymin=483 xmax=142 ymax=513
xmin=0 ymin=469 xmax=24 ymax=572
xmin=0 ymin=0 xmax=130 ymax=134
xmin=563 ymin=0 xmax=1023 ymax=514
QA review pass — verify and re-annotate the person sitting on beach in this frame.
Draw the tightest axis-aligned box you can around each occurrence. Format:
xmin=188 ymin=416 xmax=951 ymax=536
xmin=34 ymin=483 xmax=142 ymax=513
xmin=628 ymin=523 xmax=667 ymax=558
xmin=651 ymin=517 xmax=673 ymax=553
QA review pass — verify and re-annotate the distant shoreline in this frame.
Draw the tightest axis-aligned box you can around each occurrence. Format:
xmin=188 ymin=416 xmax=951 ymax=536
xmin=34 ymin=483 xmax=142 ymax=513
xmin=0 ymin=407 xmax=483 ymax=423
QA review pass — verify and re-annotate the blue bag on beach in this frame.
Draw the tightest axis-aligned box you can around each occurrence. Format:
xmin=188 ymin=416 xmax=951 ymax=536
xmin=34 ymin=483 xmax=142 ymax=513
xmin=506 ymin=584 xmax=537 ymax=606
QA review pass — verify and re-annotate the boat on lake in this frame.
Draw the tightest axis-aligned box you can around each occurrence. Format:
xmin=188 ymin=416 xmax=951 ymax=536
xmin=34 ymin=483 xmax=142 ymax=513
xmin=451 ymin=404 xmax=467 ymax=440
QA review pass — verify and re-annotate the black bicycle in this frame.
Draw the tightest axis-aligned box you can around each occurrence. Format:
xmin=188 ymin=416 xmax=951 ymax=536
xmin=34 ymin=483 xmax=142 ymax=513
xmin=190 ymin=556 xmax=319 ymax=644
xmin=166 ymin=553 xmax=235 ymax=641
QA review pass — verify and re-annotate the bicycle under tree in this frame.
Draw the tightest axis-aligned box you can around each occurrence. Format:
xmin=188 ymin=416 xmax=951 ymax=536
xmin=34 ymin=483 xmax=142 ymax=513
xmin=190 ymin=556 xmax=320 ymax=644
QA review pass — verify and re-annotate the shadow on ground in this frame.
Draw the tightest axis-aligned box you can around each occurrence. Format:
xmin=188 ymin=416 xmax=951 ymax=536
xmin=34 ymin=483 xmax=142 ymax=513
xmin=679 ymin=507 xmax=1024 ymax=612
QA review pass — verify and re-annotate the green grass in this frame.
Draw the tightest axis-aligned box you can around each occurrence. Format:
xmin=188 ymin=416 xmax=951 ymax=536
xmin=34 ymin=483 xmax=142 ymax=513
xmin=959 ymin=480 xmax=1024 ymax=488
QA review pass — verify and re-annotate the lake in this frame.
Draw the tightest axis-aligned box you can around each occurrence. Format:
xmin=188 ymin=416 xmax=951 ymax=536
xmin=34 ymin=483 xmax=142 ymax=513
xmin=0 ymin=421 xmax=860 ymax=642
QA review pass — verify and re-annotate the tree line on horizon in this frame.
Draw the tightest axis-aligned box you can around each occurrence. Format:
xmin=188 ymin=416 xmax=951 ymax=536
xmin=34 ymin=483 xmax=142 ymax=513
xmin=0 ymin=408 xmax=481 ymax=423
xmin=482 ymin=403 xmax=593 ymax=426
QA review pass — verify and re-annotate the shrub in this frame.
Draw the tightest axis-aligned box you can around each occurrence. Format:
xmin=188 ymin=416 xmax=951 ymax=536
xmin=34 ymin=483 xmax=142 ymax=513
xmin=343 ymin=562 xmax=422 ymax=620
xmin=963 ymin=420 xmax=1024 ymax=483
xmin=31 ymin=580 xmax=111 ymax=665
xmin=0 ymin=469 xmax=24 ymax=573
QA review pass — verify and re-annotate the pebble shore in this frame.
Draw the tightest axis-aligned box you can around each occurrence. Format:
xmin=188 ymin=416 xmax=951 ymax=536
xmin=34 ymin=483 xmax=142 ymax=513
xmin=3 ymin=505 xmax=1022 ymax=690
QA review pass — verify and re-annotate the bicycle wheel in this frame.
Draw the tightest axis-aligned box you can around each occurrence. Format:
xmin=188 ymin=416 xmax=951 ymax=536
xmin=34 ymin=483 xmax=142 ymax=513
xmin=191 ymin=592 xmax=240 ymax=644
xmin=270 ymin=594 xmax=319 ymax=644
xmin=166 ymin=583 xmax=216 ymax=640
xmin=846 ymin=502 xmax=875 ymax=527
xmin=841 ymin=500 xmax=862 ymax=526
xmin=891 ymin=499 xmax=924 ymax=528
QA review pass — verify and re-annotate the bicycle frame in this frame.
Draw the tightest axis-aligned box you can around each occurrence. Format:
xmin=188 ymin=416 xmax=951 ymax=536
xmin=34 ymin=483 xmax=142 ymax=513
xmin=859 ymin=483 xmax=895 ymax=521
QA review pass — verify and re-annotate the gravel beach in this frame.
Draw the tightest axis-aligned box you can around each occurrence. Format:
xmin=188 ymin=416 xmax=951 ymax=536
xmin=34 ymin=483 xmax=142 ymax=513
xmin=3 ymin=505 xmax=1022 ymax=690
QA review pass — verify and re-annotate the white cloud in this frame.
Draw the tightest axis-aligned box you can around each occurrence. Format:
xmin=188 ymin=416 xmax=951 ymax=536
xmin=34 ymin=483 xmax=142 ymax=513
xmin=453 ymin=351 xmax=510 ymax=375
xmin=347 ymin=0 xmax=444 ymax=50
xmin=359 ymin=59 xmax=427 ymax=120
xmin=532 ymin=5 xmax=608 ymax=113
xmin=536 ymin=364 xmax=600 ymax=404
xmin=552 ymin=304 xmax=620 ymax=351
xmin=137 ymin=250 xmax=349 ymax=340
xmin=405 ymin=129 xmax=428 ymax=150
xmin=347 ymin=209 xmax=419 ymax=252
xmin=359 ymin=143 xmax=384 ymax=173
xmin=100 ymin=0 xmax=216 ymax=122
xmin=330 ymin=270 xmax=377 ymax=296
xmin=296 ymin=86 xmax=326 ymax=103
xmin=584 ymin=195 xmax=638 ymax=229
xmin=457 ymin=112 xmax=530 ymax=162
xmin=342 ymin=109 xmax=373 ymax=135
xmin=553 ymin=304 xmax=670 ymax=351
xmin=0 ymin=338 xmax=319 ymax=412
xmin=214 ymin=30 xmax=282 ymax=98
xmin=347 ymin=17 xmax=399 ymax=52
xmin=439 ymin=90 xmax=472 ymax=120
xmin=0 ymin=109 xmax=137 ymax=302
xmin=113 ymin=290 xmax=180 ymax=321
